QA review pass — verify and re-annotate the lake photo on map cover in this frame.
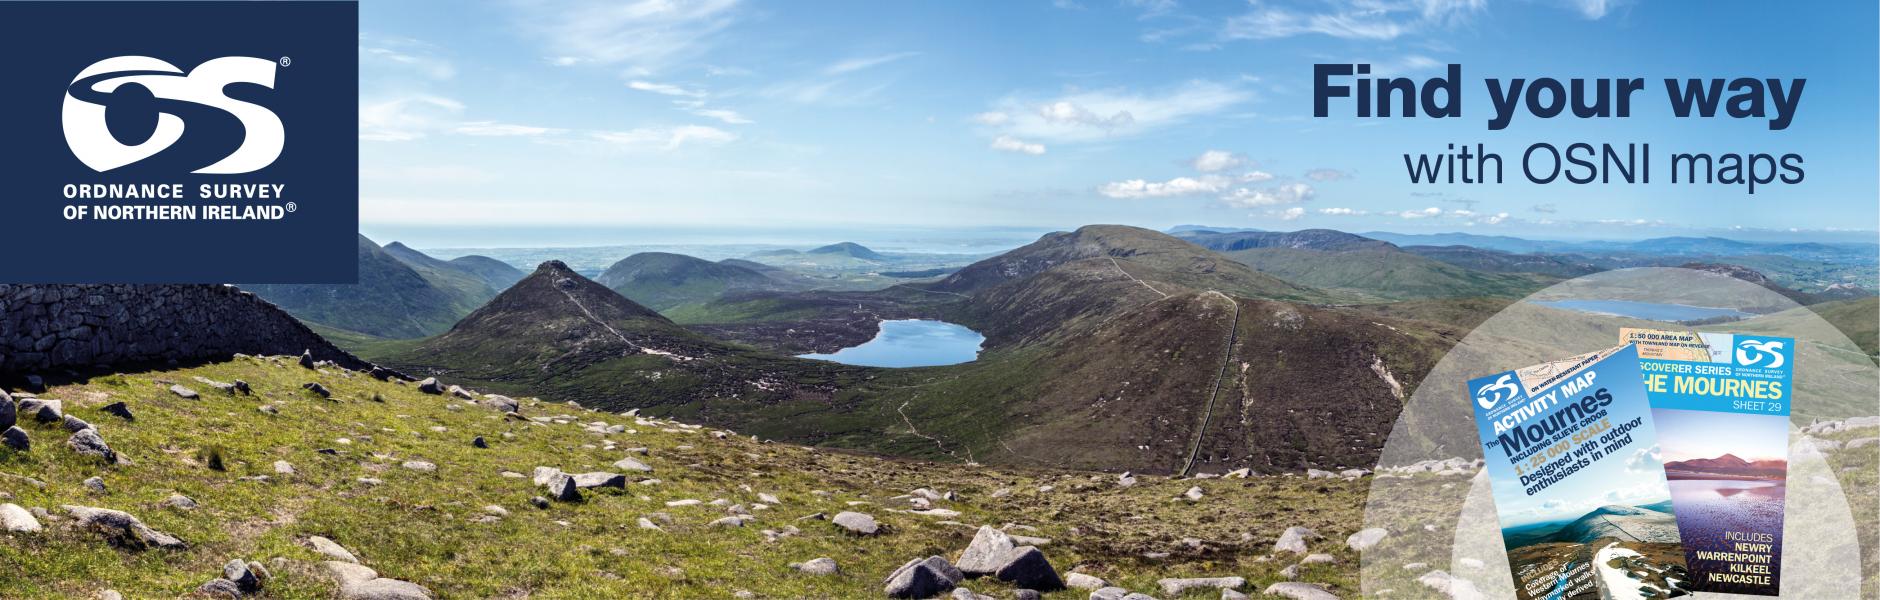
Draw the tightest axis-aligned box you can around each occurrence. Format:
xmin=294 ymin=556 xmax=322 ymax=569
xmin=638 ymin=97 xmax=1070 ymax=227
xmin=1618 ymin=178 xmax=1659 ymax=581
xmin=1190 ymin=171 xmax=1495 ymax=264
xmin=1669 ymin=479 xmax=1786 ymax=593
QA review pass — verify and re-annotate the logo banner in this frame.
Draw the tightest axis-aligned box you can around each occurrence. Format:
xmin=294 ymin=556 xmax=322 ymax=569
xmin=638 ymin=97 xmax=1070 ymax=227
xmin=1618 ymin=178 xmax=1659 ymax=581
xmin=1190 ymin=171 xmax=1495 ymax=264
xmin=0 ymin=1 xmax=358 ymax=283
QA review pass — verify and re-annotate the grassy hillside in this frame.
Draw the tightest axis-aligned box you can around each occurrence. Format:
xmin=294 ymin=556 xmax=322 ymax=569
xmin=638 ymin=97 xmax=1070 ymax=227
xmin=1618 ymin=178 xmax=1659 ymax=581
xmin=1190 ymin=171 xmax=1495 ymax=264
xmin=596 ymin=252 xmax=812 ymax=313
xmin=1223 ymin=247 xmax=1553 ymax=302
xmin=0 ymin=356 xmax=1459 ymax=599
xmin=243 ymin=236 xmax=480 ymax=340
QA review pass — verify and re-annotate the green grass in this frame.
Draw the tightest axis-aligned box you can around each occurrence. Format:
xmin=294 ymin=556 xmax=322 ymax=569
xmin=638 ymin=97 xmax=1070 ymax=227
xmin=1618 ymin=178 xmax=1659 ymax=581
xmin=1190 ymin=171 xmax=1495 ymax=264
xmin=0 ymin=357 xmax=1434 ymax=599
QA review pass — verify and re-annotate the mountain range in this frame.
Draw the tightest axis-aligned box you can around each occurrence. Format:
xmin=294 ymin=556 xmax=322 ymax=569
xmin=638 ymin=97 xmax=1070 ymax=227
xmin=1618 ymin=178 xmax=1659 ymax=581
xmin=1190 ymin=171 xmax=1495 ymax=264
xmin=242 ymin=235 xmax=522 ymax=339
xmin=1663 ymin=453 xmax=1788 ymax=480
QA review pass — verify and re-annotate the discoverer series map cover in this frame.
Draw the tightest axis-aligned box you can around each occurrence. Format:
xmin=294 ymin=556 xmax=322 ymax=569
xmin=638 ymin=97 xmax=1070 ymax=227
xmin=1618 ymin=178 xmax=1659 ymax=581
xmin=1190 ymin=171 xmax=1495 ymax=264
xmin=1470 ymin=345 xmax=1691 ymax=600
xmin=1623 ymin=328 xmax=1794 ymax=596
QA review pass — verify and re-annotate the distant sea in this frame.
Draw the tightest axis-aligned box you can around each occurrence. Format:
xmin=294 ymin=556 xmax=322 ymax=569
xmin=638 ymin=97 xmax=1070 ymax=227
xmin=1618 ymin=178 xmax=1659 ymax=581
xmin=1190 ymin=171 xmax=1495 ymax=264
xmin=369 ymin=225 xmax=1052 ymax=258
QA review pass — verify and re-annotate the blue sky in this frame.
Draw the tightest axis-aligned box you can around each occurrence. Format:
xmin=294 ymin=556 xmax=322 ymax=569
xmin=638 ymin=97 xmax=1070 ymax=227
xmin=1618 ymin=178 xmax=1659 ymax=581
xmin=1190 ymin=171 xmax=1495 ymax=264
xmin=357 ymin=0 xmax=1878 ymax=246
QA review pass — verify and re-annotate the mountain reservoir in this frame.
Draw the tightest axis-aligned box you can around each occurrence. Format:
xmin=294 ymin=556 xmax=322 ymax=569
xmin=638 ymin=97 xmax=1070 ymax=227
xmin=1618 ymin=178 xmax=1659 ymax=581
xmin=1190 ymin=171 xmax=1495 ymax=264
xmin=798 ymin=319 xmax=985 ymax=367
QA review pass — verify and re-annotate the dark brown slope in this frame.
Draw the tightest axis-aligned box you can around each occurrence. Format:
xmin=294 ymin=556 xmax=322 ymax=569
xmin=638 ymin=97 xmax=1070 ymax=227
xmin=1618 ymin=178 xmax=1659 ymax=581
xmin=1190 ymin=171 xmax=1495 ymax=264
xmin=913 ymin=292 xmax=1456 ymax=473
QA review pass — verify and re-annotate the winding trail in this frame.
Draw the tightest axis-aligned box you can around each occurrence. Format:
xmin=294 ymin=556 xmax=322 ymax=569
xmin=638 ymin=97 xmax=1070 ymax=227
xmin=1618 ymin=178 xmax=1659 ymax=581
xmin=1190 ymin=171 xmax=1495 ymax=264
xmin=1180 ymin=290 xmax=1242 ymax=477
xmin=553 ymin=283 xmax=689 ymax=360
xmin=1108 ymin=257 xmax=1169 ymax=298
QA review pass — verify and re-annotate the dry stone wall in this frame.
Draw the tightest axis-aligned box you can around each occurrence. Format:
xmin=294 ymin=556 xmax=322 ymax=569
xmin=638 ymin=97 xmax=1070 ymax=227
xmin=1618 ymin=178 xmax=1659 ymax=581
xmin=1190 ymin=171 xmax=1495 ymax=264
xmin=0 ymin=284 xmax=370 ymax=373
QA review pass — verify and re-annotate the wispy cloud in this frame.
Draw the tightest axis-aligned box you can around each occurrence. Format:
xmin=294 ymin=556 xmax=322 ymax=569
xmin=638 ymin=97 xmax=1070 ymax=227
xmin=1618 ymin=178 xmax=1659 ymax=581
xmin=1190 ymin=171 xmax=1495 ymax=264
xmin=980 ymin=80 xmax=1251 ymax=143
xmin=360 ymin=94 xmax=465 ymax=142
xmin=1221 ymin=0 xmax=1485 ymax=41
xmin=1305 ymin=168 xmax=1352 ymax=181
xmin=1220 ymin=182 xmax=1314 ymax=208
xmin=990 ymin=136 xmax=1047 ymax=156
xmin=1191 ymin=150 xmax=1248 ymax=173
xmin=823 ymin=51 xmax=920 ymax=75
xmin=591 ymin=125 xmax=738 ymax=150
xmin=454 ymin=121 xmax=563 ymax=136
xmin=628 ymin=80 xmax=705 ymax=97
xmin=512 ymin=0 xmax=741 ymax=74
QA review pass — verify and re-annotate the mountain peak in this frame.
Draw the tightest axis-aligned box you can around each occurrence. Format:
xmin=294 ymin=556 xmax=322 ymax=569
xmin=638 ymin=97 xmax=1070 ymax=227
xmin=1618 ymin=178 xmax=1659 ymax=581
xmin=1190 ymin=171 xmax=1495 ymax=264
xmin=808 ymin=242 xmax=883 ymax=260
xmin=537 ymin=260 xmax=574 ymax=273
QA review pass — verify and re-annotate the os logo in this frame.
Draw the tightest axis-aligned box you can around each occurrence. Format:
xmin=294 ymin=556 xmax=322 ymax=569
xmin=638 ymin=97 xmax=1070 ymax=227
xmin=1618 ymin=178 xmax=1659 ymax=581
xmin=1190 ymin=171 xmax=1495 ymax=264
xmin=1475 ymin=373 xmax=1520 ymax=410
xmin=61 ymin=56 xmax=284 ymax=174
xmin=1735 ymin=339 xmax=1787 ymax=369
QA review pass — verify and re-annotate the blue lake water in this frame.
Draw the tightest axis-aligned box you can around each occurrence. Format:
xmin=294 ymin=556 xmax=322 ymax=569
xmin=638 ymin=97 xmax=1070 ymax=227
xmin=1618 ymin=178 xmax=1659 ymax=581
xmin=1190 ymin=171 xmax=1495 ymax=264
xmin=1531 ymin=299 xmax=1751 ymax=322
xmin=798 ymin=319 xmax=985 ymax=368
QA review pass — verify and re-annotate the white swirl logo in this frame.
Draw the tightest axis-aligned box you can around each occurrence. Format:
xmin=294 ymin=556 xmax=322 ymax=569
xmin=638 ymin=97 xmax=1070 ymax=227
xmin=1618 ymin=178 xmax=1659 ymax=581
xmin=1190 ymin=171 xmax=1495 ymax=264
xmin=1475 ymin=373 xmax=1519 ymax=410
xmin=1735 ymin=339 xmax=1786 ymax=368
xmin=61 ymin=56 xmax=283 ymax=174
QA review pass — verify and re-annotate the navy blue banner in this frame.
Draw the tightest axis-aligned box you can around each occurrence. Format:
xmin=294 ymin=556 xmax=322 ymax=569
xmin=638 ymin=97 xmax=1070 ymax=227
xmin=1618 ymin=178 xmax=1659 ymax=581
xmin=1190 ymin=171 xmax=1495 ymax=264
xmin=0 ymin=1 xmax=358 ymax=283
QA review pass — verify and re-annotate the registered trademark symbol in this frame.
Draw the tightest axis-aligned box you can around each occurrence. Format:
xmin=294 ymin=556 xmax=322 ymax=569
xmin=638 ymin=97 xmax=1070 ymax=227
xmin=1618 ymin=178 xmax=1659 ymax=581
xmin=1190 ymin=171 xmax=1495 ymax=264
xmin=285 ymin=202 xmax=297 ymax=213
xmin=279 ymin=56 xmax=292 ymax=67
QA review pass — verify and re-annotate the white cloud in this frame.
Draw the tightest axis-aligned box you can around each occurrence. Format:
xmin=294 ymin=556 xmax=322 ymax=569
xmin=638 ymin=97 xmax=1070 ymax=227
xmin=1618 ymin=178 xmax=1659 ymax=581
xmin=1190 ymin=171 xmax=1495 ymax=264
xmin=1318 ymin=207 xmax=1368 ymax=216
xmin=1569 ymin=0 xmax=1625 ymax=19
xmin=990 ymin=136 xmax=1046 ymax=156
xmin=1098 ymin=175 xmax=1230 ymax=199
xmin=362 ymin=45 xmax=456 ymax=80
xmin=1222 ymin=0 xmax=1486 ymax=41
xmin=590 ymin=125 xmax=737 ymax=150
xmin=1274 ymin=207 xmax=1306 ymax=221
xmin=1220 ymin=182 xmax=1314 ymax=208
xmin=1475 ymin=212 xmax=1510 ymax=225
xmin=1394 ymin=206 xmax=1445 ymax=219
xmin=1306 ymin=168 xmax=1352 ymax=181
xmin=453 ymin=121 xmax=562 ymax=136
xmin=823 ymin=52 xmax=920 ymax=75
xmin=1238 ymin=171 xmax=1274 ymax=183
xmin=971 ymin=111 xmax=1012 ymax=126
xmin=628 ymin=80 xmax=704 ymax=97
xmin=688 ymin=108 xmax=752 ymax=124
xmin=982 ymin=80 xmax=1251 ymax=143
xmin=513 ymin=0 xmax=741 ymax=73
xmin=359 ymin=95 xmax=465 ymax=142
xmin=1191 ymin=150 xmax=1247 ymax=173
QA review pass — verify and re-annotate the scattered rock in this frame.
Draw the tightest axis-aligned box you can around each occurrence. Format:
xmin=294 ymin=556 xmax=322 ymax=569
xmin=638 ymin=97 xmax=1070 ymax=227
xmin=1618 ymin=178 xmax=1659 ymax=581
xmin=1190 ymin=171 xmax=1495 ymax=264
xmin=305 ymin=535 xmax=359 ymax=563
xmin=0 ymin=503 xmax=42 ymax=532
xmin=1263 ymin=582 xmax=1335 ymax=600
xmin=63 ymin=504 xmax=186 ymax=550
xmin=169 ymin=385 xmax=199 ymax=400
xmin=833 ymin=511 xmax=879 ymax=535
xmin=1065 ymin=572 xmax=1107 ymax=590
xmin=956 ymin=525 xmax=1016 ymax=575
xmin=530 ymin=496 xmax=551 ymax=509
xmin=324 ymin=561 xmax=434 ymax=600
xmin=1417 ymin=569 xmax=1483 ymax=599
xmin=885 ymin=556 xmax=961 ymax=599
xmin=1158 ymin=577 xmax=1244 ymax=595
xmin=791 ymin=557 xmax=839 ymax=576
xmin=613 ymin=457 xmax=653 ymax=472
xmin=298 ymin=350 xmax=317 ymax=369
xmin=416 ymin=378 xmax=444 ymax=395
xmin=1223 ymin=590 xmax=1250 ymax=600
xmin=61 ymin=414 xmax=92 ymax=432
xmin=0 ymin=392 xmax=12 ymax=429
xmin=101 ymin=402 xmax=134 ymax=421
xmin=401 ymin=460 xmax=437 ymax=472
xmin=471 ymin=436 xmax=488 ymax=449
xmin=570 ymin=472 xmax=626 ymax=489
xmin=447 ymin=385 xmax=475 ymax=400
xmin=232 ymin=380 xmax=252 ymax=395
xmin=3 ymin=426 xmax=29 ymax=451
xmin=950 ymin=588 xmax=994 ymax=600
xmin=991 ymin=546 xmax=1064 ymax=591
xmin=302 ymin=382 xmax=332 ymax=398
xmin=1347 ymin=527 xmax=1388 ymax=552
xmin=1301 ymin=553 xmax=1337 ymax=565
xmin=196 ymin=578 xmax=243 ymax=598
xmin=274 ymin=460 xmax=296 ymax=475
xmin=547 ymin=474 xmax=582 ymax=502
xmin=163 ymin=494 xmax=199 ymax=511
xmin=223 ymin=558 xmax=263 ymax=593
xmin=67 ymin=428 xmax=117 ymax=462
xmin=83 ymin=476 xmax=107 ymax=494
xmin=20 ymin=398 xmax=62 ymax=423
xmin=1182 ymin=486 xmax=1204 ymax=502
xmin=1274 ymin=526 xmax=1320 ymax=554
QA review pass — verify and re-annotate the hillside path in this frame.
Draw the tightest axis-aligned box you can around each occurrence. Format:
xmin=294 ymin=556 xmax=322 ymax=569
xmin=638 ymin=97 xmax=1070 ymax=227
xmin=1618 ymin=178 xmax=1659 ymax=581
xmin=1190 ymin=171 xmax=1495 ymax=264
xmin=1180 ymin=290 xmax=1241 ymax=476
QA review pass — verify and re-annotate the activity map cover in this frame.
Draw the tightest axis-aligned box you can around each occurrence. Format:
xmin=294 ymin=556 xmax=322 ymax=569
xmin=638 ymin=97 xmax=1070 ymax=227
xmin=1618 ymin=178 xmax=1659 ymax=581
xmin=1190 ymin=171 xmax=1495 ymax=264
xmin=1470 ymin=345 xmax=1690 ymax=599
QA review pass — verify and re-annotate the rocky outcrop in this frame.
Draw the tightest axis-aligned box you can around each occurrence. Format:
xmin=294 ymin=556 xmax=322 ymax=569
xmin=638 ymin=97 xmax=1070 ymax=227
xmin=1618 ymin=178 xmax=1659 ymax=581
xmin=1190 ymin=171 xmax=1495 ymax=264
xmin=0 ymin=284 xmax=373 ymax=373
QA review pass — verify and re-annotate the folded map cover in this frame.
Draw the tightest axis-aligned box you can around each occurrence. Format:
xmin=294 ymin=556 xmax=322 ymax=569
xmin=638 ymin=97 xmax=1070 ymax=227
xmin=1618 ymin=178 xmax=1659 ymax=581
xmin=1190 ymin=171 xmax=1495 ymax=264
xmin=1469 ymin=344 xmax=1690 ymax=600
xmin=1622 ymin=328 xmax=1793 ymax=596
